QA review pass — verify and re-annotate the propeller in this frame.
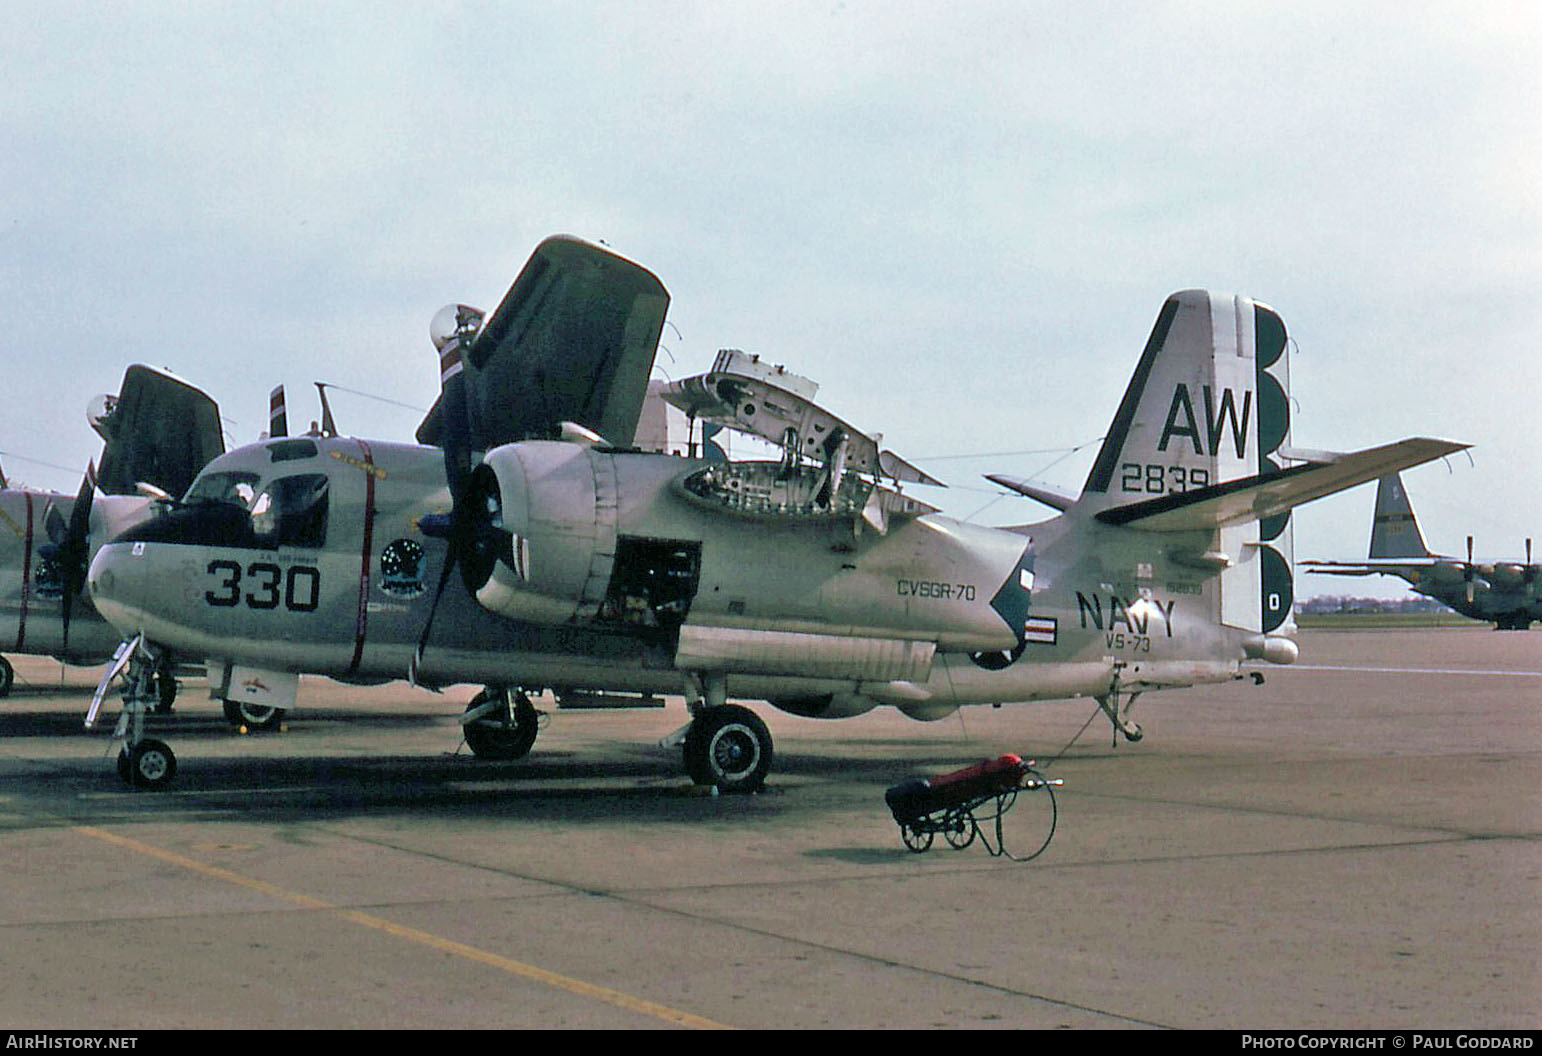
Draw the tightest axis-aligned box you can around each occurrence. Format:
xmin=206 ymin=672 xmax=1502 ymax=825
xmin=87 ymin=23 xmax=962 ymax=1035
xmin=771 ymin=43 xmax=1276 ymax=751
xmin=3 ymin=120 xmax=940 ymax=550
xmin=410 ymin=304 xmax=485 ymax=685
xmin=1465 ymin=535 xmax=1476 ymax=604
xmin=39 ymin=463 xmax=97 ymax=651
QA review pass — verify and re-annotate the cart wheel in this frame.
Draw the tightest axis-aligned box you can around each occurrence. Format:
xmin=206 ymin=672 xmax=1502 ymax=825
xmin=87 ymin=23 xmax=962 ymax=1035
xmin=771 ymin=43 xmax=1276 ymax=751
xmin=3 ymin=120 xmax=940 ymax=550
xmin=900 ymin=823 xmax=933 ymax=853
xmin=945 ymin=815 xmax=976 ymax=850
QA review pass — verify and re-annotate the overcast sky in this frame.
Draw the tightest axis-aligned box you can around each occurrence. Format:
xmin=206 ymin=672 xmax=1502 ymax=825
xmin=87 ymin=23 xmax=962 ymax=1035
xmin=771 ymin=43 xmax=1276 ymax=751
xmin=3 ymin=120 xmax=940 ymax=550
xmin=3 ymin=2 xmax=1537 ymax=600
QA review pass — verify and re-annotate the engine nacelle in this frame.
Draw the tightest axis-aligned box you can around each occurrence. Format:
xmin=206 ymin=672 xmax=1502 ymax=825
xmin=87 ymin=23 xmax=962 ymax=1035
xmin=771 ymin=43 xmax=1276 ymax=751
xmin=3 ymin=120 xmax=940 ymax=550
xmin=1487 ymin=563 xmax=1525 ymax=591
xmin=1427 ymin=561 xmax=1469 ymax=588
xmin=466 ymin=442 xmax=605 ymax=624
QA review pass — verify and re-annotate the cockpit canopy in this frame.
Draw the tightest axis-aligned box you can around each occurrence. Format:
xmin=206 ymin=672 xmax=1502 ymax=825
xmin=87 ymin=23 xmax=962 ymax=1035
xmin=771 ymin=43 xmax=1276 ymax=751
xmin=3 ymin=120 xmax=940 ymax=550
xmin=115 ymin=466 xmax=329 ymax=551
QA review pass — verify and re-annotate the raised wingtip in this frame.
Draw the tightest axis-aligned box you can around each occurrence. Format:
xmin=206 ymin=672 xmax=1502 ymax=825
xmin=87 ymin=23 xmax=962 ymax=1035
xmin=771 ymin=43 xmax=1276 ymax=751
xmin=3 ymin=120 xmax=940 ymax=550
xmin=985 ymin=474 xmax=1076 ymax=512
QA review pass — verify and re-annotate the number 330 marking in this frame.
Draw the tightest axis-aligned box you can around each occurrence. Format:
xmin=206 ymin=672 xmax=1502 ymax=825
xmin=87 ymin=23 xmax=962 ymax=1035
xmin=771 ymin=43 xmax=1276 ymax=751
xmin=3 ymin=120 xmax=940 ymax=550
xmin=205 ymin=560 xmax=320 ymax=612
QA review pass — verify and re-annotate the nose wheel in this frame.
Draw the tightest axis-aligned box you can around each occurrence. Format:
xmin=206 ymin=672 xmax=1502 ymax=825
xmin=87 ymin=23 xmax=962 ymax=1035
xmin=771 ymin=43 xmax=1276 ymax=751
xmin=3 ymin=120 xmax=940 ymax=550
xmin=117 ymin=738 xmax=177 ymax=789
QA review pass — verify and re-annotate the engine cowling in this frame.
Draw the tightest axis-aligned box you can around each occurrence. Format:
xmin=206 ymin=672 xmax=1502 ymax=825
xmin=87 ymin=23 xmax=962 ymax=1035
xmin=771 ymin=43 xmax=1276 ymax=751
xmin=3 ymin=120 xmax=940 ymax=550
xmin=464 ymin=441 xmax=607 ymax=624
xmin=1487 ymin=563 xmax=1525 ymax=591
xmin=1427 ymin=561 xmax=1469 ymax=588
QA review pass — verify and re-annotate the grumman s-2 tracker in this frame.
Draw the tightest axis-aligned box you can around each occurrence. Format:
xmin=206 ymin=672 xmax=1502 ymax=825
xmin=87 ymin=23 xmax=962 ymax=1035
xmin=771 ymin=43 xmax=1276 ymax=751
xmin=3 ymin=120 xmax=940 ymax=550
xmin=85 ymin=235 xmax=1465 ymax=791
xmin=0 ymin=365 xmax=222 ymax=700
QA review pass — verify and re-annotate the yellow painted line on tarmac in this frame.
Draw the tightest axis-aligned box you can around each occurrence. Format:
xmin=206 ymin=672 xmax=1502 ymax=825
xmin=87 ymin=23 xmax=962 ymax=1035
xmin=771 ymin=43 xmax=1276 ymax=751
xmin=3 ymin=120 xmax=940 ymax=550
xmin=73 ymin=825 xmax=731 ymax=1030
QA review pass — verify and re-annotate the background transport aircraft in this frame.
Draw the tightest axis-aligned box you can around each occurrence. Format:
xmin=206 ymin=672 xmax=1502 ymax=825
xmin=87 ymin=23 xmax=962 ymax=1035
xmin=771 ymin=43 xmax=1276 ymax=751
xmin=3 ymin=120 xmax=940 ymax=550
xmin=0 ymin=366 xmax=222 ymax=700
xmin=1304 ymin=473 xmax=1538 ymax=630
xmin=84 ymin=235 xmax=1464 ymax=790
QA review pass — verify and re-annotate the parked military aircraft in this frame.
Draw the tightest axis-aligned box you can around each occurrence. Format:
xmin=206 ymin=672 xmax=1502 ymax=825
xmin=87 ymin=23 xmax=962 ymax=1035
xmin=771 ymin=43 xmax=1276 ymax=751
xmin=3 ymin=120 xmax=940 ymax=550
xmin=85 ymin=235 xmax=1465 ymax=790
xmin=1303 ymin=473 xmax=1538 ymax=629
xmin=0 ymin=366 xmax=222 ymax=699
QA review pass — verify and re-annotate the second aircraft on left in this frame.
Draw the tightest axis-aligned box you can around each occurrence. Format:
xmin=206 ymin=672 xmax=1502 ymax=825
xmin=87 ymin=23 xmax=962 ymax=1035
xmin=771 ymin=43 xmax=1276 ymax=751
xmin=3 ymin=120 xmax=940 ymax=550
xmin=0 ymin=365 xmax=223 ymax=702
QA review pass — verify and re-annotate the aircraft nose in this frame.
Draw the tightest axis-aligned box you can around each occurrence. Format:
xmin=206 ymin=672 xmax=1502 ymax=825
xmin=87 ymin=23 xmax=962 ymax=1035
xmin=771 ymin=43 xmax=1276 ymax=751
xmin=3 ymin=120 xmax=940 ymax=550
xmin=87 ymin=542 xmax=143 ymax=628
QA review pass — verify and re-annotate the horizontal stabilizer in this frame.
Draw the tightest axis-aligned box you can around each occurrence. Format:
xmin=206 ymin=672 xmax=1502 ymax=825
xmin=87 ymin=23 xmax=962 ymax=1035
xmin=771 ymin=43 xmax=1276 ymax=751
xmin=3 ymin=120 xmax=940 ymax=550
xmin=985 ymin=474 xmax=1076 ymax=512
xmin=1096 ymin=438 xmax=1469 ymax=533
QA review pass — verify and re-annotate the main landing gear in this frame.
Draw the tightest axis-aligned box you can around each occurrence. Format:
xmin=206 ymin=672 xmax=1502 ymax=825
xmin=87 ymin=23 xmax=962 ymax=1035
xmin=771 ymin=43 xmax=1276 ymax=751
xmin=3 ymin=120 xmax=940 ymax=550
xmin=460 ymin=687 xmax=543 ymax=761
xmin=672 ymin=672 xmax=773 ymax=793
xmin=458 ymin=680 xmax=775 ymax=792
xmin=221 ymin=700 xmax=285 ymax=732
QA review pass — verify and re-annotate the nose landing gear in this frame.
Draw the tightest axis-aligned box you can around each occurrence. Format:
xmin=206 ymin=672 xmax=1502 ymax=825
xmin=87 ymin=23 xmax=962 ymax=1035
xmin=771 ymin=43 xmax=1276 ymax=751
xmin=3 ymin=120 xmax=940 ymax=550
xmin=89 ymin=635 xmax=180 ymax=790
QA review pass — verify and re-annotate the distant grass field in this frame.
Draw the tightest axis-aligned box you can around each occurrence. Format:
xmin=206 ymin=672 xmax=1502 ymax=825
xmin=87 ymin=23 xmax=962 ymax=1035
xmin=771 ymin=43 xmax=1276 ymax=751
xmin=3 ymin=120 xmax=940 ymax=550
xmin=1294 ymin=610 xmax=1479 ymax=630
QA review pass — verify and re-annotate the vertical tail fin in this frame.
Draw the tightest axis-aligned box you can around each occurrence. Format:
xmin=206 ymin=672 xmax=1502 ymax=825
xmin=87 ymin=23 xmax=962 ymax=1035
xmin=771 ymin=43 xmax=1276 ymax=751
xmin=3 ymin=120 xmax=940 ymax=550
xmin=1368 ymin=473 xmax=1432 ymax=559
xmin=1076 ymin=290 xmax=1295 ymax=634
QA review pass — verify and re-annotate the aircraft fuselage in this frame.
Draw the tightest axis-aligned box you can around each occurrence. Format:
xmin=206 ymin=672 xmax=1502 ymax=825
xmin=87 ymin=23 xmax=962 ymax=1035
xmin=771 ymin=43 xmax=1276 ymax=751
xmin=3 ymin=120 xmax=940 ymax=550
xmin=88 ymin=435 xmax=1256 ymax=717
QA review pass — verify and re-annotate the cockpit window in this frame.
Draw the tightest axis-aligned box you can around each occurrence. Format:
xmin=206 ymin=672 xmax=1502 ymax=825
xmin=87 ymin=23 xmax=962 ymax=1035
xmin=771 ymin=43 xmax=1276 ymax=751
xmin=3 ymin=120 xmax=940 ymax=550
xmin=267 ymin=439 xmax=319 ymax=463
xmin=183 ymin=471 xmax=261 ymax=507
xmin=251 ymin=473 xmax=329 ymax=548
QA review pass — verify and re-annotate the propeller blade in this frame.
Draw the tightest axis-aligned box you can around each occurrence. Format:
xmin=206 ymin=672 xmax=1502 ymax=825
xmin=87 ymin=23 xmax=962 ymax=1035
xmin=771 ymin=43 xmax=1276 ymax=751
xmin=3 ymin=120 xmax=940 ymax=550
xmin=60 ymin=462 xmax=97 ymax=650
xmin=410 ymin=304 xmax=485 ymax=682
xmin=269 ymin=386 xmax=288 ymax=438
xmin=42 ymin=500 xmax=68 ymax=546
xmin=409 ymin=545 xmax=457 ymax=687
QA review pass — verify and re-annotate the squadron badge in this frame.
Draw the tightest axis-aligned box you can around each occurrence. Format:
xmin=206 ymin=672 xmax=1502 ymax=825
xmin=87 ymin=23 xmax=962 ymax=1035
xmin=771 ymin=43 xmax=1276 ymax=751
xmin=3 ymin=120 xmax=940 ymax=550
xmin=379 ymin=538 xmax=426 ymax=598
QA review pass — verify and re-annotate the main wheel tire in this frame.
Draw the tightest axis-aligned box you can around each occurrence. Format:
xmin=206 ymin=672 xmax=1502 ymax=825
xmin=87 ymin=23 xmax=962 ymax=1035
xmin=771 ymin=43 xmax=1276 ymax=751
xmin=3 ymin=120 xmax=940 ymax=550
xmin=463 ymin=689 xmax=539 ymax=761
xmin=683 ymin=705 xmax=772 ymax=793
xmin=126 ymin=738 xmax=177 ymax=789
xmin=0 ymin=656 xmax=13 ymax=697
xmin=222 ymin=699 xmax=283 ymax=731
